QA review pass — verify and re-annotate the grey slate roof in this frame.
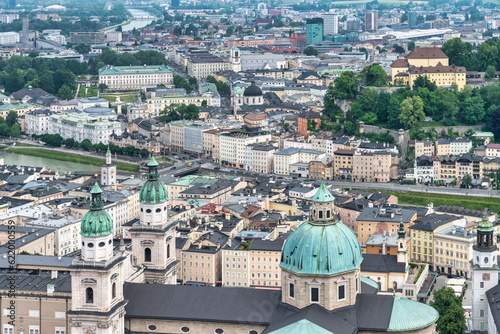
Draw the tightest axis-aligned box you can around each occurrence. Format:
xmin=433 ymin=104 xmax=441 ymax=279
xmin=357 ymin=207 xmax=416 ymax=223
xmin=360 ymin=254 xmax=407 ymax=273
xmin=0 ymin=269 xmax=71 ymax=293
xmin=410 ymin=213 xmax=459 ymax=232
xmin=486 ymin=284 xmax=500 ymax=331
xmin=355 ymin=294 xmax=394 ymax=331
xmin=123 ymin=283 xmax=283 ymax=324
xmin=263 ymin=304 xmax=356 ymax=334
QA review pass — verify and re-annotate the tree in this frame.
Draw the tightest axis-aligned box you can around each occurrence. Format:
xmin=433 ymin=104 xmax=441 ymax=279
xmin=413 ymin=75 xmax=437 ymax=91
xmin=9 ymin=124 xmax=20 ymax=138
xmin=400 ymin=13 xmax=408 ymax=23
xmin=41 ymin=134 xmax=63 ymax=147
xmin=492 ymin=107 xmax=500 ymax=142
xmin=332 ymin=71 xmax=359 ymax=100
xmin=460 ymin=95 xmax=485 ymax=124
xmin=74 ymin=43 xmax=91 ymax=54
xmin=303 ymin=46 xmax=319 ymax=56
xmin=323 ymin=84 xmax=343 ymax=120
xmin=441 ymin=38 xmax=473 ymax=68
xmin=375 ymin=91 xmax=391 ymax=122
xmin=461 ymin=173 xmax=472 ymax=188
xmin=6 ymin=111 xmax=17 ymax=127
xmin=80 ymin=139 xmax=93 ymax=151
xmin=430 ymin=287 xmax=466 ymax=334
xmin=58 ymin=84 xmax=73 ymax=100
xmin=225 ymin=26 xmax=234 ymax=37
xmin=392 ymin=44 xmax=405 ymax=54
xmin=358 ymin=63 xmax=388 ymax=87
xmin=387 ymin=94 xmax=403 ymax=128
xmin=399 ymin=96 xmax=425 ymax=129
xmin=201 ymin=100 xmax=208 ymax=107
xmin=360 ymin=112 xmax=377 ymax=124
xmin=98 ymin=83 xmax=108 ymax=92
xmin=0 ymin=124 xmax=9 ymax=137
xmin=63 ymin=138 xmax=77 ymax=148
xmin=486 ymin=65 xmax=497 ymax=79
xmin=343 ymin=121 xmax=357 ymax=135
xmin=408 ymin=40 xmax=415 ymax=51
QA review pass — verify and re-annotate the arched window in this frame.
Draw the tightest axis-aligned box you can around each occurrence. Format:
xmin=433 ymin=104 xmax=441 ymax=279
xmin=86 ymin=287 xmax=94 ymax=304
xmin=145 ymin=248 xmax=152 ymax=262
xmin=167 ymin=244 xmax=170 ymax=259
xmin=393 ymin=281 xmax=398 ymax=290
xmin=112 ymin=282 xmax=116 ymax=299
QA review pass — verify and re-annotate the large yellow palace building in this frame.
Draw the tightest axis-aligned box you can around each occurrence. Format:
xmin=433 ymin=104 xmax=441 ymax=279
xmin=389 ymin=47 xmax=467 ymax=90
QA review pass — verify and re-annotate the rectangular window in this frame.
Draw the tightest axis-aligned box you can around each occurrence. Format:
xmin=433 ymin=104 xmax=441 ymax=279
xmin=29 ymin=326 xmax=39 ymax=334
xmin=480 ymin=282 xmax=484 ymax=288
xmin=311 ymin=287 xmax=319 ymax=302
xmin=338 ymin=285 xmax=346 ymax=300
xmin=29 ymin=310 xmax=39 ymax=317
xmin=3 ymin=325 xmax=13 ymax=334
xmin=55 ymin=328 xmax=65 ymax=334
xmin=480 ymin=310 xmax=485 ymax=317
xmin=289 ymin=282 xmax=295 ymax=298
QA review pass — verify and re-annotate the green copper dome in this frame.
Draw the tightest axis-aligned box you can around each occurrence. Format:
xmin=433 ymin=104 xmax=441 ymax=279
xmin=80 ymin=182 xmax=114 ymax=237
xmin=478 ymin=210 xmax=494 ymax=232
xmin=387 ymin=296 xmax=439 ymax=331
xmin=311 ymin=181 xmax=335 ymax=202
xmin=139 ymin=156 xmax=168 ymax=204
xmin=281 ymin=221 xmax=362 ymax=275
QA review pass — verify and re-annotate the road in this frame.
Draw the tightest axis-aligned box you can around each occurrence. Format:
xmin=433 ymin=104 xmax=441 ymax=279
xmin=326 ymin=181 xmax=500 ymax=198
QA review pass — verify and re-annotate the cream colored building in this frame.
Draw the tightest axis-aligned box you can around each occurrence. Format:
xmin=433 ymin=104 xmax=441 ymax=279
xmin=98 ymin=64 xmax=173 ymax=91
xmin=415 ymin=140 xmax=434 ymax=158
xmin=250 ymin=144 xmax=276 ymax=174
xmin=274 ymin=147 xmax=325 ymax=175
xmin=486 ymin=144 xmax=500 ymax=157
xmin=220 ymin=129 xmax=271 ymax=169
xmin=434 ymin=225 xmax=475 ymax=277
xmin=147 ymin=92 xmax=212 ymax=115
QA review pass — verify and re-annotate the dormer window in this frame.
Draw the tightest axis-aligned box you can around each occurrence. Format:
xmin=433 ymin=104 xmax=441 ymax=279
xmin=318 ymin=210 xmax=323 ymax=219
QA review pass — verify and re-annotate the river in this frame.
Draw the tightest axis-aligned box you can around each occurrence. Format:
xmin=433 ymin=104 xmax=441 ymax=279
xmin=1 ymin=151 xmax=97 ymax=173
xmin=122 ymin=8 xmax=155 ymax=32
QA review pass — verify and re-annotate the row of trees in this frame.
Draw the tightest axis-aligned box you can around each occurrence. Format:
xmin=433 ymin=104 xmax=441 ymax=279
xmin=0 ymin=111 xmax=21 ymax=138
xmin=37 ymin=134 xmax=150 ymax=157
xmin=173 ymin=75 xmax=198 ymax=94
xmin=206 ymin=75 xmax=230 ymax=96
xmin=324 ymin=70 xmax=500 ymax=132
xmin=442 ymin=37 xmax=500 ymax=72
xmin=159 ymin=103 xmax=200 ymax=123
xmin=88 ymin=49 xmax=169 ymax=75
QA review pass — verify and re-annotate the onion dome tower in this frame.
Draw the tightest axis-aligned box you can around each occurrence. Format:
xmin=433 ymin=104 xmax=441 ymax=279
xmin=130 ymin=156 xmax=178 ymax=284
xmin=67 ymin=182 xmax=127 ymax=334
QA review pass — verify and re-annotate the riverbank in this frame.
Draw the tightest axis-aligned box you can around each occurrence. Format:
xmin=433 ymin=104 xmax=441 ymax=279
xmin=383 ymin=191 xmax=500 ymax=213
xmin=6 ymin=148 xmax=140 ymax=172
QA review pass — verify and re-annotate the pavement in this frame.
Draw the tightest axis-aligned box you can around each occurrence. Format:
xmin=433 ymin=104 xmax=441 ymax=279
xmin=326 ymin=181 xmax=500 ymax=198
xmin=428 ymin=275 xmax=448 ymax=303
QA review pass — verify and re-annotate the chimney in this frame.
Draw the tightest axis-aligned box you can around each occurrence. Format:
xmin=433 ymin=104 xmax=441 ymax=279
xmin=382 ymin=240 xmax=386 ymax=255
xmin=228 ymin=239 xmax=232 ymax=247
xmin=51 ymin=270 xmax=58 ymax=279
xmin=47 ymin=284 xmax=55 ymax=295
xmin=464 ymin=228 xmax=467 ymax=237
xmin=452 ymin=228 xmax=456 ymax=235
xmin=119 ymin=235 xmax=125 ymax=252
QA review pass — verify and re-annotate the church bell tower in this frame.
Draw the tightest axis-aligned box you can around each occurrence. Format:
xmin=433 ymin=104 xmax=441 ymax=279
xmin=471 ymin=211 xmax=498 ymax=332
xmin=101 ymin=146 xmax=116 ymax=187
xmin=67 ymin=182 xmax=127 ymax=334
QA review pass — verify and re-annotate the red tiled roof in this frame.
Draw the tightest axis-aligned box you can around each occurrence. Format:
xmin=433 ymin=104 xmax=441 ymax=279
xmin=390 ymin=59 xmax=409 ymax=68
xmin=407 ymin=47 xmax=447 ymax=59
xmin=409 ymin=64 xmax=466 ymax=74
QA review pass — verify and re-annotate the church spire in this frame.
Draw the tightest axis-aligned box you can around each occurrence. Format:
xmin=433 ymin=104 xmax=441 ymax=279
xmin=106 ymin=145 xmax=112 ymax=165
xmin=475 ymin=209 xmax=495 ymax=251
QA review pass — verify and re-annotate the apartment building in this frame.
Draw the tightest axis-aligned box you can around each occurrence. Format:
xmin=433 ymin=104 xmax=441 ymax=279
xmin=408 ymin=213 xmax=462 ymax=268
xmin=297 ymin=109 xmax=322 ymax=138
xmin=179 ymin=230 xmax=229 ymax=286
xmin=357 ymin=206 xmax=418 ymax=247
xmin=436 ymin=137 xmax=472 ymax=156
xmin=248 ymin=144 xmax=276 ymax=174
xmin=222 ymin=238 xmax=284 ymax=288
xmin=415 ymin=140 xmax=434 ymax=158
xmin=486 ymin=144 xmax=500 ymax=157
xmin=184 ymin=124 xmax=211 ymax=154
xmin=25 ymin=214 xmax=81 ymax=256
xmin=249 ymin=238 xmax=284 ymax=288
xmin=309 ymin=157 xmax=334 ymax=180
xmin=179 ymin=179 xmax=240 ymax=205
xmin=169 ymin=121 xmax=192 ymax=150
xmin=220 ymin=128 xmax=271 ymax=169
xmin=48 ymin=112 xmax=121 ymax=145
xmin=70 ymin=31 xmax=105 ymax=44
xmin=187 ymin=56 xmax=230 ymax=79
xmin=147 ymin=91 xmax=212 ymax=115
xmin=274 ymin=147 xmax=325 ymax=175
xmin=365 ymin=233 xmax=411 ymax=256
xmin=25 ymin=109 xmax=52 ymax=136
xmin=98 ymin=64 xmax=173 ymax=91
xmin=333 ymin=149 xmax=354 ymax=180
xmin=434 ymin=225 xmax=475 ymax=277
xmin=0 ymin=225 xmax=55 ymax=256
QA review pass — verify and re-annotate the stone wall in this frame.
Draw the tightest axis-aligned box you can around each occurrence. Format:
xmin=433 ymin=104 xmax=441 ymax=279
xmin=421 ymin=124 xmax=483 ymax=135
xmin=363 ymin=125 xmax=410 ymax=163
